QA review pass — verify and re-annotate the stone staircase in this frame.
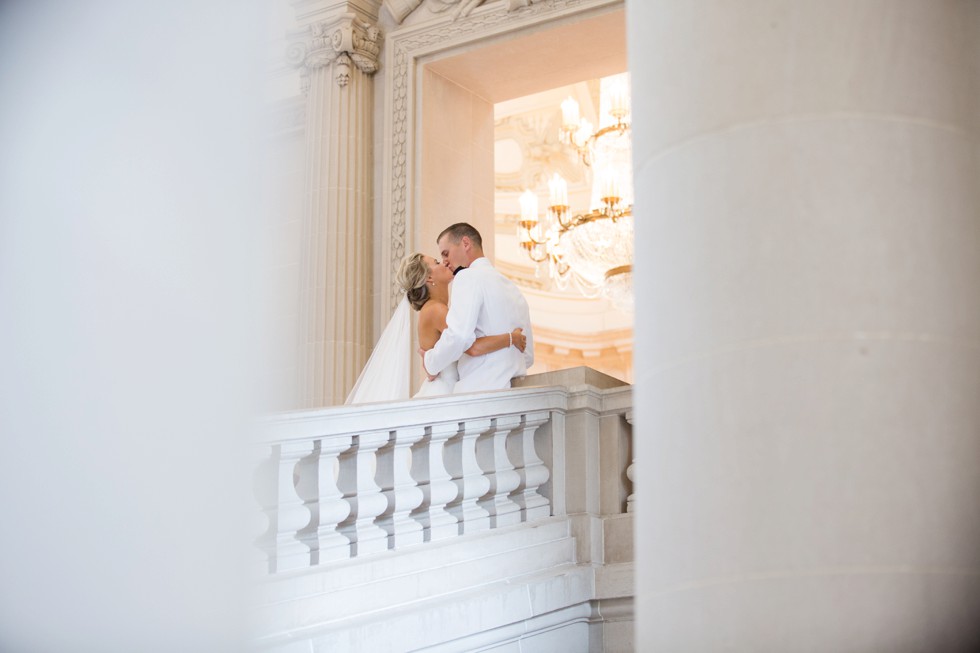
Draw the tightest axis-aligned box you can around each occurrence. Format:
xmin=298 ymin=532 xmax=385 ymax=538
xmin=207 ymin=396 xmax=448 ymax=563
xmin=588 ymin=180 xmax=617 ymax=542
xmin=253 ymin=517 xmax=601 ymax=652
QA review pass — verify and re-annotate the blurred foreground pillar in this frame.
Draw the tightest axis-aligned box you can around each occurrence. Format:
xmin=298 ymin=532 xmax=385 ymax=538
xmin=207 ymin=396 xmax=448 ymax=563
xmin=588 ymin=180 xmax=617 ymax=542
xmin=628 ymin=0 xmax=980 ymax=649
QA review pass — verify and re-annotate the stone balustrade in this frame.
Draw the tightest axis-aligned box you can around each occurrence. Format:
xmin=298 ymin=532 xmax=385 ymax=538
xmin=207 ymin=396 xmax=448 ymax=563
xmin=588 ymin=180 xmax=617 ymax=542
xmin=254 ymin=368 xmax=633 ymax=575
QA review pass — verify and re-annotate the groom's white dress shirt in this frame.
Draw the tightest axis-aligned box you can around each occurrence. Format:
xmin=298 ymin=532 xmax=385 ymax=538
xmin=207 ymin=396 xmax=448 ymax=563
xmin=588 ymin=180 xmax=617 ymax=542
xmin=423 ymin=257 xmax=534 ymax=393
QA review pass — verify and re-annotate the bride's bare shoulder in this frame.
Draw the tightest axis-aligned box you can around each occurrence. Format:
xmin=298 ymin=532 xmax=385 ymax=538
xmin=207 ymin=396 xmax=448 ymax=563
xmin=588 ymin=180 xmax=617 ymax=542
xmin=418 ymin=299 xmax=448 ymax=330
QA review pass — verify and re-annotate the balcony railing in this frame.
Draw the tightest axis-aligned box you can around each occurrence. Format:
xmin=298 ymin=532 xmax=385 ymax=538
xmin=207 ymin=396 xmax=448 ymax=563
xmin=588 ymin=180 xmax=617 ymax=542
xmin=253 ymin=369 xmax=633 ymax=575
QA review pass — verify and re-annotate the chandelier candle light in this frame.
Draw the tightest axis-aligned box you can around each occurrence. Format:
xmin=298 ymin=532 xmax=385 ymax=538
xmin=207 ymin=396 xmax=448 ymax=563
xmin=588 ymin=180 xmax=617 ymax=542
xmin=518 ymin=73 xmax=634 ymax=311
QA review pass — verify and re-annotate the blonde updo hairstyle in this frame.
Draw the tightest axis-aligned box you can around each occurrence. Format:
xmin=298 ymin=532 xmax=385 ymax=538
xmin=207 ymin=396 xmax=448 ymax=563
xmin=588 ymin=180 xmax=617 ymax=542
xmin=397 ymin=252 xmax=431 ymax=311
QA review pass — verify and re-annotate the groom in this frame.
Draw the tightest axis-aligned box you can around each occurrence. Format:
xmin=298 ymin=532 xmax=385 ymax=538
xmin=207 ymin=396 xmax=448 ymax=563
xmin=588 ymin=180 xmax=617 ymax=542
xmin=422 ymin=222 xmax=534 ymax=392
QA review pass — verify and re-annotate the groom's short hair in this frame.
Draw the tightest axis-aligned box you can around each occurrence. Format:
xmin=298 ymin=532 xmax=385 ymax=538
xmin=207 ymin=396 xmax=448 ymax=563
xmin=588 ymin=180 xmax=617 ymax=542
xmin=438 ymin=222 xmax=482 ymax=249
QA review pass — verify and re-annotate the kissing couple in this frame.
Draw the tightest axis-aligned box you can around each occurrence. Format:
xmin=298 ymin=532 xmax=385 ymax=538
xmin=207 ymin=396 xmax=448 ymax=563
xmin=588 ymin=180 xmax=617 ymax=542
xmin=346 ymin=222 xmax=534 ymax=403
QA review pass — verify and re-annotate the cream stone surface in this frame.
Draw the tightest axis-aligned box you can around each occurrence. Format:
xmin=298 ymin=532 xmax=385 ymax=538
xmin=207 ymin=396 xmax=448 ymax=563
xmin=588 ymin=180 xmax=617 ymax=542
xmin=644 ymin=342 xmax=980 ymax=582
xmin=633 ymin=0 xmax=978 ymax=157
xmin=515 ymin=366 xmax=629 ymax=390
xmin=420 ymin=69 xmax=495 ymax=259
xmin=630 ymin=0 xmax=980 ymax=649
xmin=641 ymin=572 xmax=980 ymax=653
xmin=602 ymin=515 xmax=633 ymax=565
xmin=422 ymin=5 xmax=627 ymax=104
xmin=642 ymin=120 xmax=980 ymax=366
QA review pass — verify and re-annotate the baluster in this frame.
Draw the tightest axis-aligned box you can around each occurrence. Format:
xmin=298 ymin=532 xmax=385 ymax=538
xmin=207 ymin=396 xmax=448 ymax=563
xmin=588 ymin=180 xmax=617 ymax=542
xmin=317 ymin=435 xmax=355 ymax=562
xmin=273 ymin=440 xmax=315 ymax=572
xmin=338 ymin=431 xmax=391 ymax=557
xmin=412 ymin=423 xmax=460 ymax=541
xmin=377 ymin=426 xmax=426 ymax=549
xmin=625 ymin=460 xmax=636 ymax=513
xmin=510 ymin=411 xmax=552 ymax=521
xmin=446 ymin=419 xmax=492 ymax=534
xmin=477 ymin=415 xmax=523 ymax=528
xmin=624 ymin=410 xmax=635 ymax=513
xmin=295 ymin=444 xmax=320 ymax=561
xmin=251 ymin=446 xmax=277 ymax=574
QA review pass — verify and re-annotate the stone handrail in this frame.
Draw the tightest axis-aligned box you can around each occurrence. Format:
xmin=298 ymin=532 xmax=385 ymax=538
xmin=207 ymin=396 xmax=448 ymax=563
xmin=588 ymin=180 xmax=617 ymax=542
xmin=254 ymin=376 xmax=632 ymax=574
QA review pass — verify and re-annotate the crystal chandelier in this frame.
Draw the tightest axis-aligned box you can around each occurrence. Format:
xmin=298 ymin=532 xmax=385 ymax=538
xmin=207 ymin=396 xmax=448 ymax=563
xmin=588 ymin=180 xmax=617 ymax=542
xmin=517 ymin=74 xmax=633 ymax=311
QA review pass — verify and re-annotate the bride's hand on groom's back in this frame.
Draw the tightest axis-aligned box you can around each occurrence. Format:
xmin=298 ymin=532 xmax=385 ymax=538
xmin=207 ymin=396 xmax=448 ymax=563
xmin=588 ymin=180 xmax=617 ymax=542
xmin=511 ymin=328 xmax=527 ymax=353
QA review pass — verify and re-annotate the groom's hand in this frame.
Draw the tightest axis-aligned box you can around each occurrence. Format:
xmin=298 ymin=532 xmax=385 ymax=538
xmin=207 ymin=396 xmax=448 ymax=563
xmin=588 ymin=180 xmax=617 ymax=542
xmin=418 ymin=347 xmax=437 ymax=381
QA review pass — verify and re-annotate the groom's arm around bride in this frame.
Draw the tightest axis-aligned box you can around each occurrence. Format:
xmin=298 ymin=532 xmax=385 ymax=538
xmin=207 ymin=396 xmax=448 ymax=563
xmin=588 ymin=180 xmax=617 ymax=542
xmin=422 ymin=223 xmax=534 ymax=393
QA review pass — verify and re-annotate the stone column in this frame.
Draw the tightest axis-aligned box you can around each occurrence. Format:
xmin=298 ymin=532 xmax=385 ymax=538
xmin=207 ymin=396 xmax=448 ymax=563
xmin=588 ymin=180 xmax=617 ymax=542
xmin=288 ymin=7 xmax=381 ymax=406
xmin=629 ymin=0 xmax=980 ymax=649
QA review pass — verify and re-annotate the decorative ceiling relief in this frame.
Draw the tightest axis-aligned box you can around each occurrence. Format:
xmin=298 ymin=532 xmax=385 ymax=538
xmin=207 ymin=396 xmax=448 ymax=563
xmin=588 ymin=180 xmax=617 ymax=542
xmin=494 ymin=111 xmax=586 ymax=195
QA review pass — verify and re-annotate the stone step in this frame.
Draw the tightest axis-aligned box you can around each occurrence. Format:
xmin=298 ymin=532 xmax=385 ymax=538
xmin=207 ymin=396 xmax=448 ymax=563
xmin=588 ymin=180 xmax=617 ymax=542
xmin=261 ymin=563 xmax=596 ymax=653
xmin=254 ymin=517 xmax=577 ymax=641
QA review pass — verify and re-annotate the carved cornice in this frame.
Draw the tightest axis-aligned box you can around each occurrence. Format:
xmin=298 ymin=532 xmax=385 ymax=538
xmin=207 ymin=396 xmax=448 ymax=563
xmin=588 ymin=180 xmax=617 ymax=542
xmin=287 ymin=13 xmax=382 ymax=88
xmin=292 ymin=0 xmax=382 ymax=24
xmin=384 ymin=0 xmax=546 ymax=25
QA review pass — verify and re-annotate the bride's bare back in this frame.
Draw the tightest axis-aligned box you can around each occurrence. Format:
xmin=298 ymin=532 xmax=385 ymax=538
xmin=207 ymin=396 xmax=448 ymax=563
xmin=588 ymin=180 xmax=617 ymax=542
xmin=417 ymin=299 xmax=449 ymax=350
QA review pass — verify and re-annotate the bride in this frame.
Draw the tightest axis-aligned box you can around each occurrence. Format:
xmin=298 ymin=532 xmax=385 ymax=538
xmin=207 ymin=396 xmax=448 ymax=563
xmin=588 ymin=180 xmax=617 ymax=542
xmin=345 ymin=253 xmax=526 ymax=403
xmin=399 ymin=252 xmax=526 ymax=397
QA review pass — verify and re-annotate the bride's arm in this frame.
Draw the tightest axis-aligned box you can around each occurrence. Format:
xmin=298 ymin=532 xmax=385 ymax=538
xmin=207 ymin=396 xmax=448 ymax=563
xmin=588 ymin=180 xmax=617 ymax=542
xmin=465 ymin=328 xmax=526 ymax=355
xmin=423 ymin=302 xmax=527 ymax=356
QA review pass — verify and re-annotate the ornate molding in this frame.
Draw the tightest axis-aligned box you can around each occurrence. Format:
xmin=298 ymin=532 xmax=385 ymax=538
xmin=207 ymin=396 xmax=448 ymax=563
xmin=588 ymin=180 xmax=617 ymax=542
xmin=287 ymin=13 xmax=382 ymax=89
xmin=382 ymin=0 xmax=620 ymax=311
xmin=384 ymin=0 xmax=547 ymax=25
xmin=383 ymin=0 xmax=424 ymax=23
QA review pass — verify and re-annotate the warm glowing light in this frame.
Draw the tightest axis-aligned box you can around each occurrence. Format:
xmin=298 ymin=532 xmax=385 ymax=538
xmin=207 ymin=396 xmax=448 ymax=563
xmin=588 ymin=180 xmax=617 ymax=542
xmin=560 ymin=96 xmax=580 ymax=131
xmin=548 ymin=173 xmax=568 ymax=208
xmin=517 ymin=74 xmax=634 ymax=311
xmin=608 ymin=80 xmax=629 ymax=119
xmin=600 ymin=171 xmax=620 ymax=204
xmin=574 ymin=118 xmax=593 ymax=147
xmin=519 ymin=189 xmax=538 ymax=225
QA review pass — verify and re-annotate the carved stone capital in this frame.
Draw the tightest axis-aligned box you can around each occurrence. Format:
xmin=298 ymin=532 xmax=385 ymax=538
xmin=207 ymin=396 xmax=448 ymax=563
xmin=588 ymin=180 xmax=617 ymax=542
xmin=286 ymin=13 xmax=382 ymax=89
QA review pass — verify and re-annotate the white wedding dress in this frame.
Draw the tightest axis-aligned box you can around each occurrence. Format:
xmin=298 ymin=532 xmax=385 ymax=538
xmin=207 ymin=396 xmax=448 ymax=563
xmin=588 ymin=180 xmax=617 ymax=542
xmin=413 ymin=360 xmax=458 ymax=398
xmin=344 ymin=296 xmax=457 ymax=404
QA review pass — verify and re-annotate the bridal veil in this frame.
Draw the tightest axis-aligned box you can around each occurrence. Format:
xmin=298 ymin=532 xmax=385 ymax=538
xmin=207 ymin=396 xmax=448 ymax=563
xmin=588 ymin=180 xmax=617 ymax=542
xmin=344 ymin=296 xmax=412 ymax=404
